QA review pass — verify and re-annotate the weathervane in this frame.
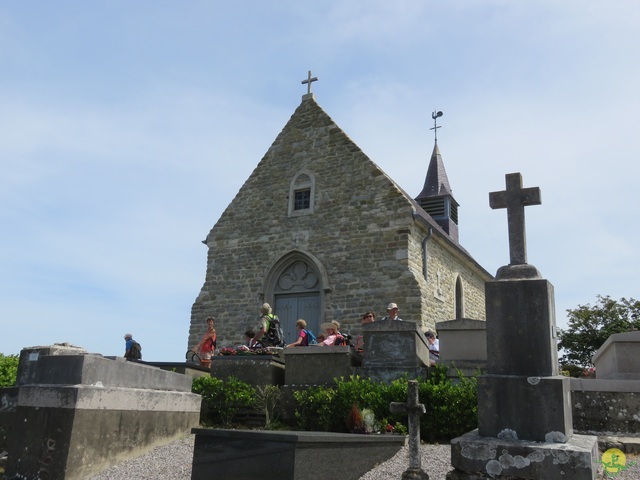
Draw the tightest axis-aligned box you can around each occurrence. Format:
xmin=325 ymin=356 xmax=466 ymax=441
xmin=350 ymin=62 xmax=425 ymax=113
xmin=430 ymin=110 xmax=443 ymax=142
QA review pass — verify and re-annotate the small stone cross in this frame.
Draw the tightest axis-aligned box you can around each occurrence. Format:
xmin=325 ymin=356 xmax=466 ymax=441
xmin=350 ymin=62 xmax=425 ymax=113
xmin=390 ymin=380 xmax=429 ymax=480
xmin=301 ymin=70 xmax=318 ymax=94
xmin=489 ymin=172 xmax=541 ymax=266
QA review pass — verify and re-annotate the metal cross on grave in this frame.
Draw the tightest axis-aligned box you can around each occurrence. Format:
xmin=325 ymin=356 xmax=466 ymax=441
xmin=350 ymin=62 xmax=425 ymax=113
xmin=301 ymin=70 xmax=318 ymax=94
xmin=489 ymin=172 xmax=541 ymax=266
xmin=390 ymin=380 xmax=429 ymax=480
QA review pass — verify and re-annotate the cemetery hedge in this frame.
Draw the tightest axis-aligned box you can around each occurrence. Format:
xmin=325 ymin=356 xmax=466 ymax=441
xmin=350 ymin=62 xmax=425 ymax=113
xmin=192 ymin=365 xmax=479 ymax=442
xmin=294 ymin=366 xmax=478 ymax=442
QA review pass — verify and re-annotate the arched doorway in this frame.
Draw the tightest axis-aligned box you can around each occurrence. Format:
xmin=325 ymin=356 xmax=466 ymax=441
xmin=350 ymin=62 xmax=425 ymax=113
xmin=263 ymin=251 xmax=329 ymax=344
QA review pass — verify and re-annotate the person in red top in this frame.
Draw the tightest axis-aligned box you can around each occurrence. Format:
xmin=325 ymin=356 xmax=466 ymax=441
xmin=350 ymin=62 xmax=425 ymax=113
xmin=286 ymin=319 xmax=309 ymax=347
xmin=193 ymin=317 xmax=217 ymax=368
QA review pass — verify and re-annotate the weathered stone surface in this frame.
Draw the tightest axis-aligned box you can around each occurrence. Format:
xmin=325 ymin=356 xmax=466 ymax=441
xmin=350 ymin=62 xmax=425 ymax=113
xmin=571 ymin=378 xmax=640 ymax=434
xmin=477 ymin=375 xmax=573 ymax=442
xmin=363 ymin=320 xmax=430 ymax=368
xmin=449 ymin=429 xmax=598 ymax=480
xmin=592 ymin=331 xmax=640 ymax=380
xmin=5 ymin=348 xmax=201 ymax=480
xmin=192 ymin=428 xmax=406 ymax=480
xmin=485 ymin=279 xmax=559 ymax=377
xmin=435 ymin=318 xmax=487 ymax=377
xmin=212 ymin=355 xmax=285 ymax=386
xmin=285 ymin=346 xmax=361 ymax=385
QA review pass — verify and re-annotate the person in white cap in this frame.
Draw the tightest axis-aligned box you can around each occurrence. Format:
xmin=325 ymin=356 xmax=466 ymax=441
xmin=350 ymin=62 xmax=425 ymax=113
xmin=381 ymin=303 xmax=402 ymax=321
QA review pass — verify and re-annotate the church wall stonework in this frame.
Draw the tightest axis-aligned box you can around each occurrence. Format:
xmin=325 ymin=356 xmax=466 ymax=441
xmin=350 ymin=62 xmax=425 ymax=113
xmin=189 ymin=97 xmax=491 ymax=348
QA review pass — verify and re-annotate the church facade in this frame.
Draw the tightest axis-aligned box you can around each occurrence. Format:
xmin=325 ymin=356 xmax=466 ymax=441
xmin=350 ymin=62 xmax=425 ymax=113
xmin=188 ymin=92 xmax=492 ymax=349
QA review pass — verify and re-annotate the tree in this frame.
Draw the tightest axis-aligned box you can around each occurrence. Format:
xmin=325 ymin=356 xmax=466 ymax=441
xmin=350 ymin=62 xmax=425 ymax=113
xmin=0 ymin=353 xmax=19 ymax=387
xmin=558 ymin=295 xmax=640 ymax=367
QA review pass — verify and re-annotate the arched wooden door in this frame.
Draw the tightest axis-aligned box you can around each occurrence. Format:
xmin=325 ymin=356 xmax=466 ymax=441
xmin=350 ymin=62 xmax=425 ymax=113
xmin=266 ymin=256 xmax=325 ymax=345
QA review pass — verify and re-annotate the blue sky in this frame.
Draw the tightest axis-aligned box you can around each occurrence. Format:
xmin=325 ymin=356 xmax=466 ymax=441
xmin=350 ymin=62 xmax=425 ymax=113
xmin=1 ymin=1 xmax=638 ymax=361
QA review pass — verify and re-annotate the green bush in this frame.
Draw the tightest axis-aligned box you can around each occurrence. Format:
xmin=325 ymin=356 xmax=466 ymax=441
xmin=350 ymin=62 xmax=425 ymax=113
xmin=419 ymin=368 xmax=478 ymax=442
xmin=0 ymin=353 xmax=19 ymax=387
xmin=293 ymin=385 xmax=337 ymax=431
xmin=293 ymin=368 xmax=478 ymax=442
xmin=192 ymin=376 xmax=257 ymax=427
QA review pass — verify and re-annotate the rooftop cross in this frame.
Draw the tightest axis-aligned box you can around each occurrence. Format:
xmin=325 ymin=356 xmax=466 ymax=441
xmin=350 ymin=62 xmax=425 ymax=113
xmin=489 ymin=173 xmax=541 ymax=266
xmin=390 ymin=380 xmax=429 ymax=479
xmin=301 ymin=70 xmax=318 ymax=95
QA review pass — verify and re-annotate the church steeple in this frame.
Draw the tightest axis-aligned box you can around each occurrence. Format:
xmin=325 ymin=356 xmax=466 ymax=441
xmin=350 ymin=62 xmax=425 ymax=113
xmin=415 ymin=141 xmax=460 ymax=243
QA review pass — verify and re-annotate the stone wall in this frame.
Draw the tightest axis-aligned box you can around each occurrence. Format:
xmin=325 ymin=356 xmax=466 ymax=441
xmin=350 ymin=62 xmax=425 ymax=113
xmin=571 ymin=378 xmax=640 ymax=435
xmin=190 ymin=97 xmax=490 ymax=349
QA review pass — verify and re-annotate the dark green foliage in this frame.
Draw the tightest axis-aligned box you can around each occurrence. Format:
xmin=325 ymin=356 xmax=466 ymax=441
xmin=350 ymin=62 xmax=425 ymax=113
xmin=293 ymin=385 xmax=337 ymax=431
xmin=558 ymin=295 xmax=640 ymax=367
xmin=0 ymin=353 xmax=19 ymax=387
xmin=192 ymin=376 xmax=257 ymax=427
xmin=418 ymin=366 xmax=478 ymax=442
xmin=293 ymin=368 xmax=478 ymax=442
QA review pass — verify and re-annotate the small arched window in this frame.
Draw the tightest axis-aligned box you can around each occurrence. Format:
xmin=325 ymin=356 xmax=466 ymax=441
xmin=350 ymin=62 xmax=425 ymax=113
xmin=455 ymin=275 xmax=465 ymax=319
xmin=288 ymin=169 xmax=316 ymax=217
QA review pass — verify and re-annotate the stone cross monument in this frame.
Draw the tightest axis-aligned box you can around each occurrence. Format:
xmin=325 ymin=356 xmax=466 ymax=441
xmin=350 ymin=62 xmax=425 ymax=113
xmin=447 ymin=173 xmax=598 ymax=480
xmin=390 ymin=380 xmax=429 ymax=480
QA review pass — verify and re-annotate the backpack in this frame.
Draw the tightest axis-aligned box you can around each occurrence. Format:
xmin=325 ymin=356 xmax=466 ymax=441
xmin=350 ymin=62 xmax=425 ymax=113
xmin=303 ymin=329 xmax=318 ymax=346
xmin=264 ymin=314 xmax=284 ymax=347
xmin=333 ymin=334 xmax=348 ymax=347
xmin=129 ymin=340 xmax=142 ymax=360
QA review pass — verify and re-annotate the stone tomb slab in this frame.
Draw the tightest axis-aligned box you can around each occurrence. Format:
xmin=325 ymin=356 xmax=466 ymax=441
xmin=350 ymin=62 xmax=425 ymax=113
xmin=363 ymin=320 xmax=430 ymax=368
xmin=6 ymin=351 xmax=200 ymax=480
xmin=449 ymin=429 xmax=598 ymax=480
xmin=284 ymin=346 xmax=361 ymax=386
xmin=191 ymin=428 xmax=406 ymax=480
xmin=211 ymin=355 xmax=285 ymax=386
xmin=592 ymin=331 xmax=640 ymax=380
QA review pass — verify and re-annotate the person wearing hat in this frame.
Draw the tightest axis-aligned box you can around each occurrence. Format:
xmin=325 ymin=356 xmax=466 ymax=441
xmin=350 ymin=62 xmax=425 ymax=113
xmin=123 ymin=333 xmax=134 ymax=359
xmin=318 ymin=321 xmax=343 ymax=346
xmin=425 ymin=331 xmax=439 ymax=365
xmin=381 ymin=303 xmax=403 ymax=321
xmin=250 ymin=303 xmax=272 ymax=347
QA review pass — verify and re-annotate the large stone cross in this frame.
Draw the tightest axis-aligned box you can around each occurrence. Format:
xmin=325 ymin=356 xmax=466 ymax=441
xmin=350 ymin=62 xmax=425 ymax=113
xmin=301 ymin=70 xmax=318 ymax=94
xmin=489 ymin=172 xmax=541 ymax=266
xmin=390 ymin=380 xmax=429 ymax=480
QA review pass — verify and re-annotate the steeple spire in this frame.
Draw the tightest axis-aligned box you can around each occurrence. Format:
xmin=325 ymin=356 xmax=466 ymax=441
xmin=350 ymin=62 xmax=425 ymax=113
xmin=415 ymin=116 xmax=460 ymax=242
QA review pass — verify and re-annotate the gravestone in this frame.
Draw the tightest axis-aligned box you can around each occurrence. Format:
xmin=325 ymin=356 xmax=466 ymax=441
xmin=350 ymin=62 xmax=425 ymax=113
xmin=359 ymin=320 xmax=430 ymax=383
xmin=211 ymin=353 xmax=286 ymax=386
xmin=592 ymin=331 xmax=640 ymax=380
xmin=284 ymin=345 xmax=361 ymax=385
xmin=390 ymin=380 xmax=429 ymax=480
xmin=434 ymin=318 xmax=487 ymax=377
xmin=448 ymin=173 xmax=598 ymax=480
xmin=191 ymin=428 xmax=406 ymax=480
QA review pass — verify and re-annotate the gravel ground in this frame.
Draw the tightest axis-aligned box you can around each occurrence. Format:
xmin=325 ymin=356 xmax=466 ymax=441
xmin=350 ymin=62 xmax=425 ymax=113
xmin=89 ymin=436 xmax=452 ymax=480
xmin=88 ymin=435 xmax=640 ymax=480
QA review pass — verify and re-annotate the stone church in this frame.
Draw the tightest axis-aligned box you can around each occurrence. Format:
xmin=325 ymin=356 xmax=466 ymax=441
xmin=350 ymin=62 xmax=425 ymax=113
xmin=188 ymin=87 xmax=492 ymax=349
